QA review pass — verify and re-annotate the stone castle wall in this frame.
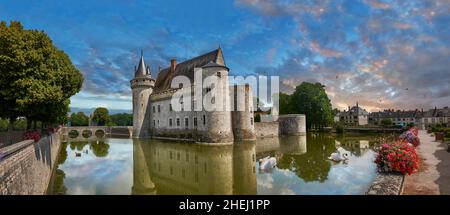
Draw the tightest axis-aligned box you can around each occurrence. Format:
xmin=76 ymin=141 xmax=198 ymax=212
xmin=0 ymin=132 xmax=62 ymax=195
xmin=254 ymin=122 xmax=279 ymax=138
xmin=278 ymin=114 xmax=306 ymax=135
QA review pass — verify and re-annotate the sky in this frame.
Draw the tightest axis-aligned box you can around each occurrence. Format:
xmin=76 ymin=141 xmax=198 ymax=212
xmin=1 ymin=0 xmax=449 ymax=112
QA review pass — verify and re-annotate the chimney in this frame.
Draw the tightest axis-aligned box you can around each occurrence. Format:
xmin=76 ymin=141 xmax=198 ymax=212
xmin=170 ymin=59 xmax=177 ymax=72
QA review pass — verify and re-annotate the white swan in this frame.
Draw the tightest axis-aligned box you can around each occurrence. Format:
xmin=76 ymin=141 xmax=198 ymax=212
xmin=328 ymin=147 xmax=350 ymax=162
xmin=259 ymin=156 xmax=277 ymax=170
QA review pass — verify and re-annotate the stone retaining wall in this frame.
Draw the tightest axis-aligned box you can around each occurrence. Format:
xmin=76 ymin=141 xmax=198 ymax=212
xmin=254 ymin=122 xmax=279 ymax=138
xmin=278 ymin=114 xmax=306 ymax=135
xmin=0 ymin=132 xmax=62 ymax=195
xmin=366 ymin=173 xmax=405 ymax=195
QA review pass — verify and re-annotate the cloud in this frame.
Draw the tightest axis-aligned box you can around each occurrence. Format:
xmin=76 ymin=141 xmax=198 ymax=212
xmin=364 ymin=0 xmax=391 ymax=10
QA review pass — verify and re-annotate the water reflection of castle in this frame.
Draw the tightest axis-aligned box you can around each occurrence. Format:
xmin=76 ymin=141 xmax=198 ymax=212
xmin=132 ymin=135 xmax=308 ymax=194
xmin=132 ymin=140 xmax=257 ymax=194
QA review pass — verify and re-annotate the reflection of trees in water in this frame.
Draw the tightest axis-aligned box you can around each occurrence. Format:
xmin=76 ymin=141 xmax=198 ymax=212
xmin=90 ymin=141 xmax=110 ymax=157
xmin=277 ymin=133 xmax=336 ymax=183
xmin=51 ymin=169 xmax=67 ymax=195
xmin=69 ymin=141 xmax=89 ymax=151
xmin=58 ymin=142 xmax=68 ymax=165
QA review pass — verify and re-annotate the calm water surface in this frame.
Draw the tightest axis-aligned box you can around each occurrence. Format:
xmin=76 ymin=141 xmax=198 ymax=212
xmin=50 ymin=133 xmax=383 ymax=195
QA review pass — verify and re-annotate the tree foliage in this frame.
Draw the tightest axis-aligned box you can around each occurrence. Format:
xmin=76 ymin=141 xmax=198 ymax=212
xmin=69 ymin=112 xmax=89 ymax=126
xmin=109 ymin=113 xmax=133 ymax=126
xmin=381 ymin=118 xmax=393 ymax=127
xmin=92 ymin=107 xmax=110 ymax=126
xmin=279 ymin=82 xmax=334 ymax=130
xmin=0 ymin=21 xmax=83 ymax=130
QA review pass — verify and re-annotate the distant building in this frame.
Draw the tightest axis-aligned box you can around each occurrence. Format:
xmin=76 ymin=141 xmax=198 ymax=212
xmin=368 ymin=107 xmax=450 ymax=129
xmin=368 ymin=109 xmax=421 ymax=127
xmin=418 ymin=106 xmax=450 ymax=128
xmin=336 ymin=102 xmax=368 ymax=125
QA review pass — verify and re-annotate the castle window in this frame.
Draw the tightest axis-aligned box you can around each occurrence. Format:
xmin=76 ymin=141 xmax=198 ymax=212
xmin=177 ymin=152 xmax=180 ymax=161
xmin=169 ymin=118 xmax=173 ymax=127
xmin=158 ymin=105 xmax=161 ymax=112
xmin=217 ymin=72 xmax=221 ymax=78
xmin=153 ymin=120 xmax=155 ymax=126
xmin=250 ymin=117 xmax=254 ymax=125
xmin=170 ymin=104 xmax=173 ymax=112
xmin=206 ymin=87 xmax=211 ymax=93
xmin=141 ymin=103 xmax=143 ymax=107
xmin=157 ymin=120 xmax=159 ymax=126
xmin=203 ymin=115 xmax=206 ymax=125
xmin=194 ymin=117 xmax=197 ymax=127
xmin=211 ymin=97 xmax=215 ymax=104
xmin=177 ymin=118 xmax=180 ymax=127
xmin=185 ymin=117 xmax=189 ymax=128
xmin=179 ymin=83 xmax=183 ymax=88
xmin=153 ymin=106 xmax=155 ymax=113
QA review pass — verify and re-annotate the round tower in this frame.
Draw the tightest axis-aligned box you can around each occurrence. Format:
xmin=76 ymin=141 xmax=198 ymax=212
xmin=231 ymin=84 xmax=256 ymax=141
xmin=201 ymin=62 xmax=234 ymax=143
xmin=130 ymin=51 xmax=155 ymax=138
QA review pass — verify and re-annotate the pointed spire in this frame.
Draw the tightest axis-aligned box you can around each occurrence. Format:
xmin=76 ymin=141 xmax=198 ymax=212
xmin=135 ymin=50 xmax=150 ymax=77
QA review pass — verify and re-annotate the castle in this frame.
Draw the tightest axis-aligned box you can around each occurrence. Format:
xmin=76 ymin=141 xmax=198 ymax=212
xmin=130 ymin=48 xmax=255 ymax=143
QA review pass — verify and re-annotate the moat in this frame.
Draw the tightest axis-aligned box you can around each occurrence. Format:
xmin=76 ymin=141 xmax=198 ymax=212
xmin=50 ymin=133 xmax=384 ymax=195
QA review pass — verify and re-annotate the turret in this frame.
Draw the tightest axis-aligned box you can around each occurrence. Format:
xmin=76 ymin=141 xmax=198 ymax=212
xmin=130 ymin=50 xmax=155 ymax=138
xmin=201 ymin=59 xmax=234 ymax=143
xmin=231 ymin=84 xmax=256 ymax=141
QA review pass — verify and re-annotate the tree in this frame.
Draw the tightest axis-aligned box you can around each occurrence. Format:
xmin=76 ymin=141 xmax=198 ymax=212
xmin=70 ymin=112 xmax=89 ymax=126
xmin=289 ymin=82 xmax=334 ymax=130
xmin=109 ymin=113 xmax=133 ymax=126
xmin=381 ymin=118 xmax=393 ymax=128
xmin=279 ymin=92 xmax=292 ymax=115
xmin=0 ymin=21 xmax=83 ymax=142
xmin=92 ymin=107 xmax=110 ymax=126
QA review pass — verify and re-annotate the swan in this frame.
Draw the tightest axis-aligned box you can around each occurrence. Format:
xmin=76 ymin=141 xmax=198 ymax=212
xmin=259 ymin=156 xmax=277 ymax=170
xmin=328 ymin=147 xmax=350 ymax=162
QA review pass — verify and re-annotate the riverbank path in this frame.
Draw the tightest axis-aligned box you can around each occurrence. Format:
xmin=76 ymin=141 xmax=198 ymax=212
xmin=402 ymin=130 xmax=450 ymax=194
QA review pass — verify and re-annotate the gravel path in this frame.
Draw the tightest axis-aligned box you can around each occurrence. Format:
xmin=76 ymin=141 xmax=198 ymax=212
xmin=402 ymin=130 xmax=450 ymax=195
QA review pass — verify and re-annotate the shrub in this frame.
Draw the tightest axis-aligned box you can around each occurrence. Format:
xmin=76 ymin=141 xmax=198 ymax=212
xmin=23 ymin=131 xmax=41 ymax=142
xmin=375 ymin=140 xmax=419 ymax=175
xmin=335 ymin=123 xmax=344 ymax=133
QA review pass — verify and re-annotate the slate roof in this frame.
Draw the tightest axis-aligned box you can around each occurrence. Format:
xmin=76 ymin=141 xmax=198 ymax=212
xmin=154 ymin=48 xmax=226 ymax=93
xmin=135 ymin=51 xmax=150 ymax=77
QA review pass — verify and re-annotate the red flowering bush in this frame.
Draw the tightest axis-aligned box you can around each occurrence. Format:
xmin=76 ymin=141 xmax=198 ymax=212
xmin=23 ymin=131 xmax=41 ymax=142
xmin=400 ymin=127 xmax=420 ymax=147
xmin=375 ymin=140 xmax=419 ymax=175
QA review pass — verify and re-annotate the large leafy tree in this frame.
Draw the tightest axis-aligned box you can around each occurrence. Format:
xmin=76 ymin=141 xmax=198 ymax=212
xmin=110 ymin=113 xmax=133 ymax=126
xmin=92 ymin=107 xmax=110 ymax=126
xmin=69 ymin=112 xmax=89 ymax=126
xmin=0 ymin=21 xmax=83 ymax=135
xmin=279 ymin=82 xmax=334 ymax=130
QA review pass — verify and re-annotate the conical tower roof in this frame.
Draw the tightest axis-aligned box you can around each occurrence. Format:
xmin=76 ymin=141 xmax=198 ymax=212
xmin=135 ymin=50 xmax=149 ymax=77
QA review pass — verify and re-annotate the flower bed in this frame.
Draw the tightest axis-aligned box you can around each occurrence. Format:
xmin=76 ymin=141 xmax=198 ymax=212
xmin=400 ymin=127 xmax=420 ymax=147
xmin=23 ymin=131 xmax=41 ymax=142
xmin=375 ymin=127 xmax=420 ymax=175
xmin=375 ymin=140 xmax=419 ymax=175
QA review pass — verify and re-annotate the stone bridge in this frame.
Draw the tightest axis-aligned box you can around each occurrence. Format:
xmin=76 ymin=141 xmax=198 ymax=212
xmin=61 ymin=126 xmax=133 ymax=141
